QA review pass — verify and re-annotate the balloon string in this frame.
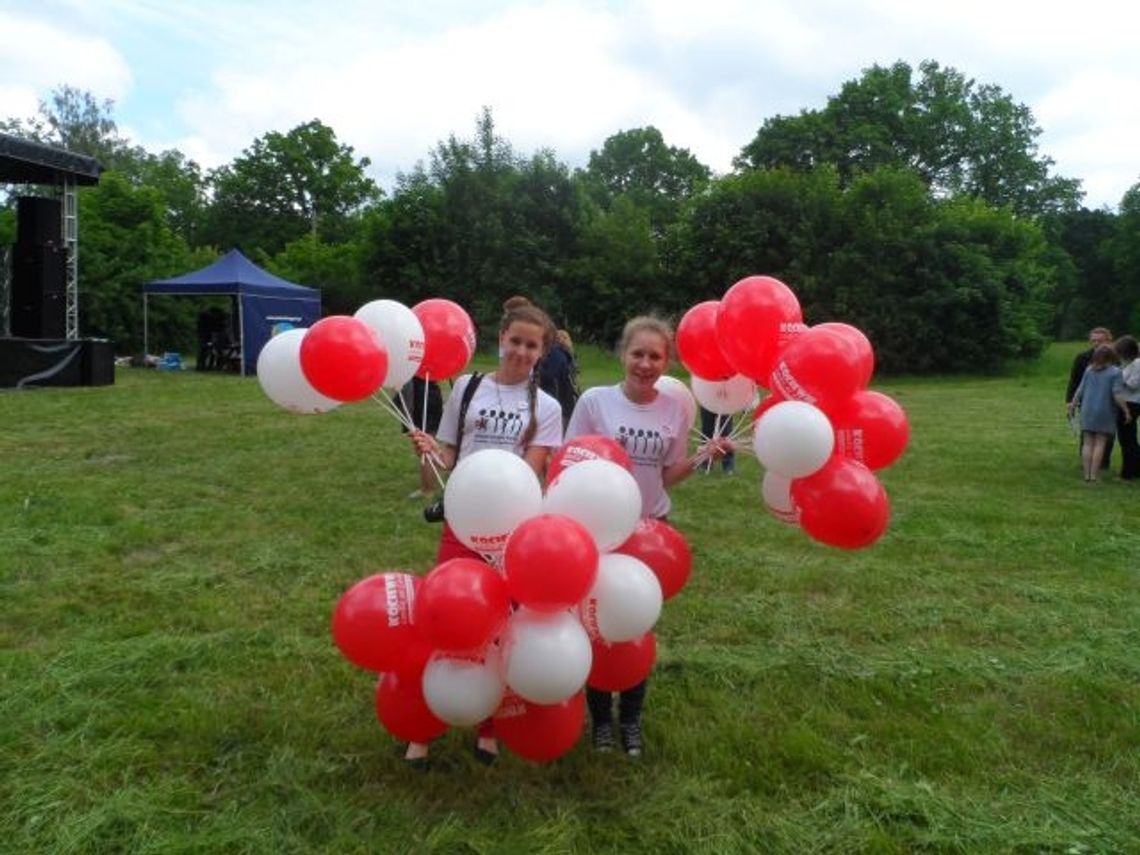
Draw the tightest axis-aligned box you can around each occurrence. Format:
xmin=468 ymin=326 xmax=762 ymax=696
xmin=372 ymin=391 xmax=414 ymax=430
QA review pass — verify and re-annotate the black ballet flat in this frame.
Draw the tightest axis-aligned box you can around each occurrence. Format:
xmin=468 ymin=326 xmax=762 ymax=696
xmin=404 ymin=756 xmax=429 ymax=772
xmin=474 ymin=746 xmax=499 ymax=766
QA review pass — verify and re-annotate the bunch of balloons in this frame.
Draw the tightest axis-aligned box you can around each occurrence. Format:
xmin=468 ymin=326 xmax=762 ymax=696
xmin=255 ymin=297 xmax=476 ymax=414
xmin=331 ymin=436 xmax=693 ymax=763
xmin=676 ymin=275 xmax=909 ymax=549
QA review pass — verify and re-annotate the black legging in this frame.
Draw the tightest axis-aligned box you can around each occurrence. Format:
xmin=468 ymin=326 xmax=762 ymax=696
xmin=1119 ymin=402 xmax=1140 ymax=479
xmin=587 ymin=680 xmax=647 ymax=726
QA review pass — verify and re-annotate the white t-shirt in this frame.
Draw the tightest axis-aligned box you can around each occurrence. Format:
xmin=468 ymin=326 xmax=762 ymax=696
xmin=565 ymin=384 xmax=689 ymax=519
xmin=438 ymin=374 xmax=563 ymax=461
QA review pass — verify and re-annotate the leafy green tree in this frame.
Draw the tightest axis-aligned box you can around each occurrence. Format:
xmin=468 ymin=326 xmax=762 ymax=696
xmin=78 ymin=171 xmax=213 ymax=352
xmin=736 ymin=60 xmax=1081 ymax=216
xmin=581 ymin=127 xmax=711 ymax=233
xmin=1040 ymin=207 xmax=1121 ymax=337
xmin=203 ymin=120 xmax=380 ymax=256
xmin=1110 ymin=180 xmax=1140 ymax=333
xmin=268 ymin=233 xmax=367 ymax=316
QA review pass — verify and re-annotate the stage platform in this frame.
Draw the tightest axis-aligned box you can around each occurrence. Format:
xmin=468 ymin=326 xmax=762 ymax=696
xmin=0 ymin=337 xmax=114 ymax=389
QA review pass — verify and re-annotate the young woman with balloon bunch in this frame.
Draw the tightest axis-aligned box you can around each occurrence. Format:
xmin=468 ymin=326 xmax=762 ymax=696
xmin=404 ymin=301 xmax=564 ymax=766
xmin=565 ymin=315 xmax=730 ymax=756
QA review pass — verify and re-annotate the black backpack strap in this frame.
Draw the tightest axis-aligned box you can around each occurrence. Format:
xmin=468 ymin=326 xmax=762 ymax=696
xmin=453 ymin=372 xmax=483 ymax=451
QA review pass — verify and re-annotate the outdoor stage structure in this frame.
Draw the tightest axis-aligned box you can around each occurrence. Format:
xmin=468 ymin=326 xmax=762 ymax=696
xmin=0 ymin=132 xmax=110 ymax=389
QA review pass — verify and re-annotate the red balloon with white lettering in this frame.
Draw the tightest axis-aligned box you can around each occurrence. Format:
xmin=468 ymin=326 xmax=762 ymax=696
xmin=716 ymin=276 xmax=804 ymax=383
xmin=791 ymin=457 xmax=890 ymax=549
xmin=588 ymin=632 xmax=657 ymax=692
xmin=412 ymin=298 xmax=476 ymax=380
xmin=768 ymin=325 xmax=863 ymax=408
xmin=375 ymin=670 xmax=448 ymax=743
xmin=613 ymin=518 xmax=693 ymax=600
xmin=677 ymin=300 xmax=734 ymax=380
xmin=825 ymin=390 xmax=910 ymax=471
xmin=547 ymin=434 xmax=633 ymax=482
xmin=493 ymin=689 xmax=586 ymax=763
xmin=413 ymin=558 xmax=511 ymax=653
xmin=299 ymin=315 xmax=388 ymax=402
xmin=331 ymin=572 xmax=429 ymax=674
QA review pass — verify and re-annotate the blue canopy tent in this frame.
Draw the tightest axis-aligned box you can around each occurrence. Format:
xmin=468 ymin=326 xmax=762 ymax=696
xmin=143 ymin=249 xmax=321 ymax=375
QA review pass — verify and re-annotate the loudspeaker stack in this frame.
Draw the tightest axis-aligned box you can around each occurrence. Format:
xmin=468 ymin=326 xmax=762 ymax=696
xmin=10 ymin=196 xmax=66 ymax=339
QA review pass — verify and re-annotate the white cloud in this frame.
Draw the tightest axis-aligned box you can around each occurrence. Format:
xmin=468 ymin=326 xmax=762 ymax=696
xmin=0 ymin=11 xmax=132 ymax=117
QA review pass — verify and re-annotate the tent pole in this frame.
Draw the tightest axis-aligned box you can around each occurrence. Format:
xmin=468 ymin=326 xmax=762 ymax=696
xmin=143 ymin=296 xmax=149 ymax=358
xmin=238 ymin=296 xmax=246 ymax=376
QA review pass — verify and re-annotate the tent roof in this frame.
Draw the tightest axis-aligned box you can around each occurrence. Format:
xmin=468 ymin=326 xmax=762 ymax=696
xmin=0 ymin=132 xmax=103 ymax=186
xmin=144 ymin=249 xmax=319 ymax=299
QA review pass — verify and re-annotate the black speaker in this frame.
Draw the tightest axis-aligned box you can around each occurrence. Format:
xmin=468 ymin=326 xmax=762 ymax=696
xmin=10 ymin=245 xmax=67 ymax=338
xmin=16 ymin=196 xmax=63 ymax=248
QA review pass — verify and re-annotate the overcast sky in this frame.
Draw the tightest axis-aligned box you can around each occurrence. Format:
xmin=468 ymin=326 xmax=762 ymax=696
xmin=3 ymin=0 xmax=1138 ymax=209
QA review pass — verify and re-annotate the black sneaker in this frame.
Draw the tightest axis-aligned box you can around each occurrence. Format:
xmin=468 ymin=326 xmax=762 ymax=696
xmin=592 ymin=722 xmax=614 ymax=752
xmin=620 ymin=721 xmax=643 ymax=757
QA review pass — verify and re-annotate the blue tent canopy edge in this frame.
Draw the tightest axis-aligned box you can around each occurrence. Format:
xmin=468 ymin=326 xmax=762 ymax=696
xmin=143 ymin=249 xmax=322 ymax=375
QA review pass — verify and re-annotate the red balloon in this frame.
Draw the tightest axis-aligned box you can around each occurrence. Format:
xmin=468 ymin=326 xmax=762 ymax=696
xmin=613 ymin=518 xmax=692 ymax=600
xmin=587 ymin=632 xmax=656 ymax=692
xmin=547 ymin=435 xmax=633 ymax=482
xmin=299 ymin=315 xmax=388 ymax=402
xmin=716 ymin=275 xmax=805 ymax=383
xmin=375 ymin=670 xmax=448 ymax=743
xmin=413 ymin=558 xmax=510 ymax=652
xmin=493 ymin=689 xmax=585 ymax=763
xmin=824 ymin=390 xmax=910 ymax=470
xmin=331 ymin=572 xmax=431 ymax=673
xmin=677 ymin=301 xmax=734 ymax=380
xmin=791 ymin=457 xmax=890 ymax=549
xmin=814 ymin=322 xmax=874 ymax=388
xmin=412 ymin=299 xmax=476 ymax=380
xmin=768 ymin=325 xmax=863 ymax=408
xmin=503 ymin=514 xmax=599 ymax=611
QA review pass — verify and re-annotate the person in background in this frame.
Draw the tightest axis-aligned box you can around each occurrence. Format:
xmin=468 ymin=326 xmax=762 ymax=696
xmin=565 ymin=315 xmax=729 ymax=757
xmin=405 ymin=301 xmax=563 ymax=768
xmin=1068 ymin=344 xmax=1130 ymax=482
xmin=698 ymin=405 xmax=736 ymax=475
xmin=1113 ymin=335 xmax=1140 ymax=480
xmin=1067 ymin=327 xmax=1115 ymax=469
xmin=397 ymin=376 xmax=443 ymax=498
xmin=539 ymin=328 xmax=579 ymax=430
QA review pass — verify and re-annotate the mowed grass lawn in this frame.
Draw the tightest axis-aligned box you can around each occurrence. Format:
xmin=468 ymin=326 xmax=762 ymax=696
xmin=2 ymin=343 xmax=1138 ymax=854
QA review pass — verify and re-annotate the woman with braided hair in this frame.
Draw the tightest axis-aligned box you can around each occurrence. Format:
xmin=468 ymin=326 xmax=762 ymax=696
xmin=405 ymin=300 xmax=563 ymax=767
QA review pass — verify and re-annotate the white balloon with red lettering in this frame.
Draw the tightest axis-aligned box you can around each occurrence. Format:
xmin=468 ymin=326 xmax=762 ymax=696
xmin=752 ymin=400 xmax=835 ymax=479
xmin=579 ymin=553 xmax=663 ymax=643
xmin=690 ymin=373 xmax=757 ymax=416
xmin=542 ymin=459 xmax=640 ymax=552
xmin=504 ymin=608 xmax=593 ymax=704
xmin=353 ymin=299 xmax=425 ymax=390
xmin=421 ymin=648 xmax=505 ymax=727
xmin=444 ymin=449 xmax=543 ymax=558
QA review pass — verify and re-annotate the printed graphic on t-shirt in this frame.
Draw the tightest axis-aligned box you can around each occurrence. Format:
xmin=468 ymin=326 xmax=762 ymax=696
xmin=615 ymin=422 xmax=675 ymax=465
xmin=473 ymin=405 xmax=526 ymax=448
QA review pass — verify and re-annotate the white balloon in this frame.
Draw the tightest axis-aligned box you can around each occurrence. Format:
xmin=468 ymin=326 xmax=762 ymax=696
xmin=504 ymin=608 xmax=592 ymax=704
xmin=579 ymin=553 xmax=663 ymax=643
xmin=752 ymin=400 xmax=835 ymax=478
xmin=690 ymin=373 xmax=757 ymax=416
xmin=654 ymin=375 xmax=697 ymax=431
xmin=761 ymin=470 xmax=799 ymax=526
xmin=256 ymin=328 xmax=340 ymax=414
xmin=353 ymin=299 xmax=426 ymax=390
xmin=444 ymin=449 xmax=543 ymax=557
xmin=542 ymin=459 xmax=641 ymax=552
xmin=421 ymin=649 xmax=505 ymax=727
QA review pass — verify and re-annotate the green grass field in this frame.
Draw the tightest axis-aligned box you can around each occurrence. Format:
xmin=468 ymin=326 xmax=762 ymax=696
xmin=2 ymin=344 xmax=1138 ymax=854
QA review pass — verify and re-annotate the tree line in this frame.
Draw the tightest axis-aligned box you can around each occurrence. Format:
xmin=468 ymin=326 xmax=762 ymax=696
xmin=3 ymin=60 xmax=1138 ymax=374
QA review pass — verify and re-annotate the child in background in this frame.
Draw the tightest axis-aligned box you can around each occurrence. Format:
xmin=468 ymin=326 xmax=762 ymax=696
xmin=1068 ymin=344 xmax=1131 ymax=482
